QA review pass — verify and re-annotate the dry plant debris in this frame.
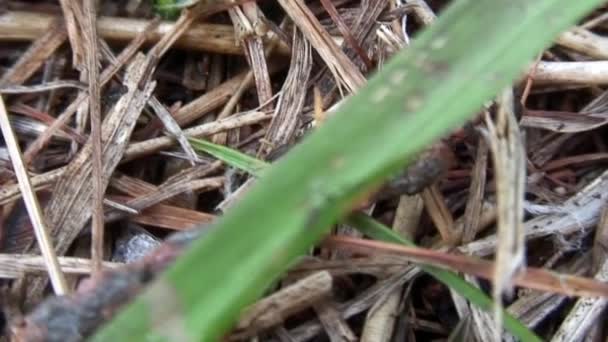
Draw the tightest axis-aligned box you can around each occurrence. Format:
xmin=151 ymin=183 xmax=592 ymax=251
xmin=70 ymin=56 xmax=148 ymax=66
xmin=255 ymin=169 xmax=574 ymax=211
xmin=0 ymin=0 xmax=608 ymax=341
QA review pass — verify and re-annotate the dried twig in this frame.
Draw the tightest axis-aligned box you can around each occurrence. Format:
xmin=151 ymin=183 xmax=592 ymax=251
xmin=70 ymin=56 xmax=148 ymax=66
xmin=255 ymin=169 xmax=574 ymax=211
xmin=80 ymin=0 xmax=104 ymax=273
xmin=260 ymin=29 xmax=312 ymax=157
xmin=557 ymin=27 xmax=608 ymax=59
xmin=0 ymin=95 xmax=67 ymax=294
xmin=0 ymin=10 xmax=282 ymax=54
xmin=461 ymin=136 xmax=488 ymax=243
xmin=124 ymin=110 xmax=271 ymax=161
xmin=421 ymin=185 xmax=456 ymax=244
xmin=528 ymin=61 xmax=608 ymax=85
xmin=230 ymin=271 xmax=333 ymax=339
xmin=112 ymin=6 xmax=202 ymax=164
xmin=0 ymin=80 xmax=86 ymax=94
xmin=229 ymin=3 xmax=274 ymax=109
xmin=0 ymin=254 xmax=120 ymax=279
xmin=482 ymin=88 xmax=526 ymax=339
xmin=124 ymin=202 xmax=215 ymax=230
xmin=0 ymin=167 xmax=64 ymax=205
xmin=57 ymin=0 xmax=84 ymax=68
xmin=105 ymin=177 xmax=224 ymax=223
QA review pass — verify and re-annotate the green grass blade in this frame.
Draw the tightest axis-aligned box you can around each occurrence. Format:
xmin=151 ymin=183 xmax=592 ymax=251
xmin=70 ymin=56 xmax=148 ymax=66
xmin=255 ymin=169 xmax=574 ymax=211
xmin=188 ymin=138 xmax=540 ymax=340
xmin=188 ymin=137 xmax=267 ymax=175
xmin=153 ymin=0 xmax=195 ymax=19
xmin=92 ymin=0 xmax=602 ymax=341
xmin=347 ymin=213 xmax=541 ymax=342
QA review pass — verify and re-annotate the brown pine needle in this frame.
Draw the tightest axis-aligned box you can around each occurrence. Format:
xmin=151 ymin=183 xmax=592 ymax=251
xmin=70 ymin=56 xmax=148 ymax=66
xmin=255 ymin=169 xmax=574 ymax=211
xmin=324 ymin=235 xmax=608 ymax=298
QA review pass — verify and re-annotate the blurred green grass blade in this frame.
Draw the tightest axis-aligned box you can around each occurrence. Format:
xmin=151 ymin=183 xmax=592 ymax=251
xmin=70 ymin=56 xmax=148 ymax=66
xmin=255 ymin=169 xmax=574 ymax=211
xmin=188 ymin=138 xmax=540 ymax=340
xmin=347 ymin=213 xmax=541 ymax=342
xmin=92 ymin=0 xmax=602 ymax=341
xmin=153 ymin=0 xmax=194 ymax=19
xmin=188 ymin=137 xmax=267 ymax=175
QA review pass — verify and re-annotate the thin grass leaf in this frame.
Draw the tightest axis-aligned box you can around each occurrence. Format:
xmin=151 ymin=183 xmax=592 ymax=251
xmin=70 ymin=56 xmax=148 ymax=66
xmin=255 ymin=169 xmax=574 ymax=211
xmin=93 ymin=0 xmax=602 ymax=341
xmin=187 ymin=134 xmax=541 ymax=340
xmin=153 ymin=0 xmax=195 ymax=18
xmin=347 ymin=213 xmax=541 ymax=342
xmin=188 ymin=137 xmax=267 ymax=176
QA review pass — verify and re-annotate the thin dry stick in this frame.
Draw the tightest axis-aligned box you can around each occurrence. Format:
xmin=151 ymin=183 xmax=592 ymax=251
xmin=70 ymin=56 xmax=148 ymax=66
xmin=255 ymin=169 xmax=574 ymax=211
xmin=105 ymin=177 xmax=224 ymax=223
xmin=0 ymin=254 xmax=120 ymax=279
xmin=124 ymin=110 xmax=271 ymax=161
xmin=421 ymin=184 xmax=456 ymax=244
xmin=211 ymin=71 xmax=254 ymax=144
xmin=556 ymin=27 xmax=608 ymax=59
xmin=461 ymin=136 xmax=488 ymax=243
xmin=483 ymin=88 xmax=526 ymax=340
xmin=528 ymin=61 xmax=608 ymax=84
xmin=0 ymin=167 xmax=65 ymax=205
xmin=229 ymin=3 xmax=274 ymax=111
xmin=81 ymin=0 xmax=104 ymax=273
xmin=259 ymin=29 xmax=312 ymax=157
xmin=0 ymin=11 xmax=279 ymax=55
xmin=57 ymin=0 xmax=84 ymax=68
xmin=213 ymin=25 xmax=281 ymax=145
xmin=231 ymin=271 xmax=333 ymax=339
xmin=0 ymin=81 xmax=86 ymax=94
xmin=0 ymin=95 xmax=68 ymax=294
xmin=583 ymin=11 xmax=608 ymax=28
